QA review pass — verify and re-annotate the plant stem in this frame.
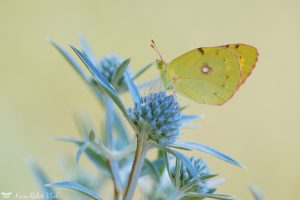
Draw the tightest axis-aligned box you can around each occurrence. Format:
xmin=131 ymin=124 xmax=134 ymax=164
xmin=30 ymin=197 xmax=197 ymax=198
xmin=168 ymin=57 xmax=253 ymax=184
xmin=123 ymin=133 xmax=149 ymax=200
xmin=105 ymin=98 xmax=113 ymax=149
xmin=109 ymin=160 xmax=122 ymax=200
xmin=166 ymin=190 xmax=184 ymax=200
xmin=104 ymin=98 xmax=123 ymax=199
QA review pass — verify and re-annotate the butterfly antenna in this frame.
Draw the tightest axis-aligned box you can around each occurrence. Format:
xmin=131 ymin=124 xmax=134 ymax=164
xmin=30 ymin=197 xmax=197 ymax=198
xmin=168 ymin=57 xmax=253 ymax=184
xmin=150 ymin=40 xmax=165 ymax=63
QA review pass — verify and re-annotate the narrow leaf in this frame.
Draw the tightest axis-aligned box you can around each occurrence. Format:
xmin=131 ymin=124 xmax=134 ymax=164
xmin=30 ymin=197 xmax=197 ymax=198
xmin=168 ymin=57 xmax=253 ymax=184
xmin=84 ymin=148 xmax=110 ymax=175
xmin=180 ymin=179 xmax=204 ymax=193
xmin=48 ymin=38 xmax=89 ymax=81
xmin=175 ymin=158 xmax=181 ymax=188
xmin=69 ymin=45 xmax=130 ymax=121
xmin=172 ymin=141 xmax=244 ymax=168
xmin=113 ymin=112 xmax=130 ymax=146
xmin=49 ymin=39 xmax=106 ymax=104
xmin=112 ymin=58 xmax=130 ymax=86
xmin=181 ymin=114 xmax=202 ymax=122
xmin=144 ymin=159 xmax=161 ymax=182
xmin=103 ymin=98 xmax=124 ymax=190
xmin=169 ymin=151 xmax=197 ymax=180
xmin=76 ymin=142 xmax=90 ymax=162
xmin=27 ymin=158 xmax=58 ymax=200
xmin=152 ymin=157 xmax=165 ymax=176
xmin=46 ymin=181 xmax=102 ymax=200
xmin=162 ymin=152 xmax=175 ymax=183
xmin=103 ymin=98 xmax=113 ymax=149
xmin=249 ymin=185 xmax=264 ymax=200
xmin=52 ymin=136 xmax=110 ymax=174
xmin=50 ymin=136 xmax=84 ymax=145
xmin=201 ymin=174 xmax=218 ymax=181
xmin=207 ymin=178 xmax=225 ymax=188
xmin=124 ymin=70 xmax=141 ymax=104
xmin=79 ymin=35 xmax=96 ymax=65
xmin=132 ymin=62 xmax=154 ymax=80
xmin=156 ymin=145 xmax=198 ymax=178
xmin=109 ymin=159 xmax=124 ymax=191
xmin=69 ymin=45 xmax=118 ymax=97
xmin=180 ymin=105 xmax=189 ymax=111
xmin=185 ymin=192 xmax=238 ymax=200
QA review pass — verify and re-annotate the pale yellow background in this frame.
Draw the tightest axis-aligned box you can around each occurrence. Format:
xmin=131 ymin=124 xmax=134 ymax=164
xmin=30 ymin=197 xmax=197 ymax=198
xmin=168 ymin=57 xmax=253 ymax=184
xmin=0 ymin=0 xmax=299 ymax=199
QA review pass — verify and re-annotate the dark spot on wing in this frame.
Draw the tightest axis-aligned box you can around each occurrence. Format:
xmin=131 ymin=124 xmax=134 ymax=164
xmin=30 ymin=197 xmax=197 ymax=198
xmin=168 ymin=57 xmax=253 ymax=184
xmin=214 ymin=92 xmax=218 ymax=95
xmin=198 ymin=48 xmax=204 ymax=55
xmin=226 ymin=75 xmax=230 ymax=79
xmin=222 ymin=84 xmax=226 ymax=88
xmin=235 ymin=44 xmax=240 ymax=49
xmin=225 ymin=44 xmax=230 ymax=48
xmin=216 ymin=50 xmax=219 ymax=55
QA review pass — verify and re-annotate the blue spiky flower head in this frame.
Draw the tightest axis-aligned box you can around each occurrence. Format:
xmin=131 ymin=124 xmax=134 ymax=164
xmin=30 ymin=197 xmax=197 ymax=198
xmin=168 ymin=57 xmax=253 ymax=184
xmin=128 ymin=92 xmax=182 ymax=145
xmin=97 ymin=54 xmax=125 ymax=87
xmin=170 ymin=157 xmax=216 ymax=194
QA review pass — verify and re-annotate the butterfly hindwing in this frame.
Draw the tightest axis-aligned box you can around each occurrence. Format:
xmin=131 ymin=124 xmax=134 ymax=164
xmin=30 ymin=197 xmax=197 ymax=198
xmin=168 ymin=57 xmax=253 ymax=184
xmin=225 ymin=44 xmax=258 ymax=85
xmin=167 ymin=47 xmax=241 ymax=105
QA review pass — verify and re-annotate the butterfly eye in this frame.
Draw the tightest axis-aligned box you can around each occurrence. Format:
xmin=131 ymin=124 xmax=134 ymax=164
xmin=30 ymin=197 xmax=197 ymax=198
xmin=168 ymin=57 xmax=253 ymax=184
xmin=156 ymin=60 xmax=164 ymax=69
xmin=201 ymin=63 xmax=212 ymax=74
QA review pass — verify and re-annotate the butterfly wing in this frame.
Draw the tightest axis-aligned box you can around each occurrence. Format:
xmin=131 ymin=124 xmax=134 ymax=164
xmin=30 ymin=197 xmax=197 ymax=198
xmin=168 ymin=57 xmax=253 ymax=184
xmin=225 ymin=44 xmax=258 ymax=85
xmin=167 ymin=47 xmax=241 ymax=105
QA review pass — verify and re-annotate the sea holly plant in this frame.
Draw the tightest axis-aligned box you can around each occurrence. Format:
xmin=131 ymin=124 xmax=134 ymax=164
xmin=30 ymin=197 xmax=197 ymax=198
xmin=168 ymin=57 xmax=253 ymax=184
xmin=29 ymin=37 xmax=256 ymax=200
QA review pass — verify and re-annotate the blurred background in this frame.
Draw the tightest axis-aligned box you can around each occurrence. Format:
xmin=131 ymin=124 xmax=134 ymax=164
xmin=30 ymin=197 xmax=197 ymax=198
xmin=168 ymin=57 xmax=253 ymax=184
xmin=1 ymin=0 xmax=300 ymax=199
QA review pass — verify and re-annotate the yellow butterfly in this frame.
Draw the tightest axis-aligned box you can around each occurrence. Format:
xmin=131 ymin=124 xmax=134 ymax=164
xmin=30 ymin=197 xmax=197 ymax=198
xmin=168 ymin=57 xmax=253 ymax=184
xmin=151 ymin=41 xmax=258 ymax=105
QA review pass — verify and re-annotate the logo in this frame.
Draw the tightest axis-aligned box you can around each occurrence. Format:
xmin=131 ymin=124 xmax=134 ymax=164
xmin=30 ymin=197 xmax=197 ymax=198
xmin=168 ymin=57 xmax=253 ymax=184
xmin=1 ymin=192 xmax=12 ymax=199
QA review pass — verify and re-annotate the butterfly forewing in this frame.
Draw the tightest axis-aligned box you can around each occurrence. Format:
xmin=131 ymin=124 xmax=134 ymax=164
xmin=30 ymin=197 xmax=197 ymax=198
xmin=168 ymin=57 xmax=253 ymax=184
xmin=167 ymin=47 xmax=241 ymax=105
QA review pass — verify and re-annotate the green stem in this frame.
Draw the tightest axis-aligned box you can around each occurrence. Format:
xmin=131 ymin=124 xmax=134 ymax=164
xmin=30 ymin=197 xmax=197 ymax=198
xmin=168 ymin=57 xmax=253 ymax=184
xmin=123 ymin=133 xmax=149 ymax=200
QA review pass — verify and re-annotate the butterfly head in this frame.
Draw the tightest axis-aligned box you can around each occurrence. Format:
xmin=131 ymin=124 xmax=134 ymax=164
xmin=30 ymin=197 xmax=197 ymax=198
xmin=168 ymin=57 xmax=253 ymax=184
xmin=151 ymin=40 xmax=167 ymax=69
xmin=151 ymin=40 xmax=173 ymax=88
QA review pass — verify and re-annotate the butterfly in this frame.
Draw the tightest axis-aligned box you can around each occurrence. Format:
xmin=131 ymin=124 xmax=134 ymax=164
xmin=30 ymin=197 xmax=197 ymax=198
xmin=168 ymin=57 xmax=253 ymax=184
xmin=151 ymin=40 xmax=258 ymax=105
